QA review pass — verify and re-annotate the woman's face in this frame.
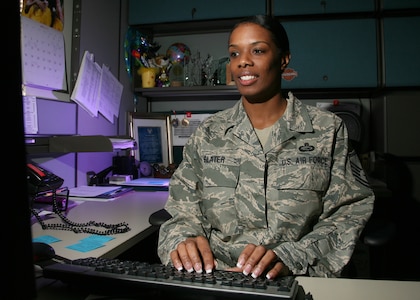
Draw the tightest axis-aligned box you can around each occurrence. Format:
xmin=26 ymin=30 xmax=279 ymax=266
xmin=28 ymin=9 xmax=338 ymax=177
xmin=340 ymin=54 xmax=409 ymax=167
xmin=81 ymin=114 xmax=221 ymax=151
xmin=228 ymin=23 xmax=286 ymax=103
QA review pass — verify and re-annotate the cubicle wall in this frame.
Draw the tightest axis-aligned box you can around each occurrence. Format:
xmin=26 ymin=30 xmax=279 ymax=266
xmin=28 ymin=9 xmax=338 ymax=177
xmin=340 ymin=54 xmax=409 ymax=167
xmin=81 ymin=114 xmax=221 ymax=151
xmin=25 ymin=0 xmax=134 ymax=189
xmin=372 ymin=91 xmax=420 ymax=204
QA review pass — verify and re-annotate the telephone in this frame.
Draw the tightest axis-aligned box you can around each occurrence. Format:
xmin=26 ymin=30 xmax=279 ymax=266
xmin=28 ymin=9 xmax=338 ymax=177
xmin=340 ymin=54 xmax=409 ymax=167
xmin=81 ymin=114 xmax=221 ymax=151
xmin=28 ymin=162 xmax=131 ymax=235
xmin=27 ymin=162 xmax=64 ymax=195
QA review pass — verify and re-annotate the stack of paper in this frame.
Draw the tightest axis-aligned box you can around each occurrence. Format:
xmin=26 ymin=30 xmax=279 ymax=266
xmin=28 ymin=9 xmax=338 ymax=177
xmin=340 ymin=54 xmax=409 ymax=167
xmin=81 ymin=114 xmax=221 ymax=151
xmin=110 ymin=138 xmax=137 ymax=150
xmin=71 ymin=51 xmax=123 ymax=124
xmin=116 ymin=178 xmax=170 ymax=190
xmin=69 ymin=186 xmax=133 ymax=201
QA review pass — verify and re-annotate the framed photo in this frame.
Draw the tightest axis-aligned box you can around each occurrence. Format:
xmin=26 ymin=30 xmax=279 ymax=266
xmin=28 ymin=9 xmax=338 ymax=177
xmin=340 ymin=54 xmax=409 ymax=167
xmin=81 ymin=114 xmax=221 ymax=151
xmin=129 ymin=112 xmax=173 ymax=166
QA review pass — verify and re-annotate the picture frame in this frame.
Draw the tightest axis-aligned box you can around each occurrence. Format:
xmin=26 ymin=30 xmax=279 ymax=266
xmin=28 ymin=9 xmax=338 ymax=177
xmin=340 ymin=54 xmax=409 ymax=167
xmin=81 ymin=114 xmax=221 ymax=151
xmin=128 ymin=112 xmax=173 ymax=166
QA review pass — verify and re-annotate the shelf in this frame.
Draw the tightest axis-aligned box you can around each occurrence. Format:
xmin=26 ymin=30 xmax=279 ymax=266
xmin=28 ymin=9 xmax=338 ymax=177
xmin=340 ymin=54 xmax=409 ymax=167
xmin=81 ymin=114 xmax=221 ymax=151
xmin=25 ymin=135 xmax=135 ymax=154
xmin=135 ymin=85 xmax=240 ymax=100
xmin=135 ymin=85 xmax=387 ymax=101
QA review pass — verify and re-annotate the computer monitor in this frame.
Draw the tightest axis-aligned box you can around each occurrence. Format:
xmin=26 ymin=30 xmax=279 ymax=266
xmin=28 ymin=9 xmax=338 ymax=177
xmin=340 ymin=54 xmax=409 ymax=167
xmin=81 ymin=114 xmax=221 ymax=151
xmin=11 ymin=1 xmax=36 ymax=298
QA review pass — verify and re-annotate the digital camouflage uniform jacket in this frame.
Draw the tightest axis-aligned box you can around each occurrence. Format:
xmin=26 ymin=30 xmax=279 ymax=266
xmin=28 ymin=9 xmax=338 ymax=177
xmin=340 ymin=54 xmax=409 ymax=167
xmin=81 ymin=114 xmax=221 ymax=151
xmin=158 ymin=92 xmax=374 ymax=277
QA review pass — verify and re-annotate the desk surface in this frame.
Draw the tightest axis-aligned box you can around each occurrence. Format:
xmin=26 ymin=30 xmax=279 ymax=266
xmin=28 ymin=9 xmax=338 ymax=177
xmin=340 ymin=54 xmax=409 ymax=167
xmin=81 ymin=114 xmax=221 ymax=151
xmin=33 ymin=190 xmax=420 ymax=299
xmin=296 ymin=276 xmax=420 ymax=300
xmin=32 ymin=190 xmax=168 ymax=260
xmin=36 ymin=275 xmax=420 ymax=299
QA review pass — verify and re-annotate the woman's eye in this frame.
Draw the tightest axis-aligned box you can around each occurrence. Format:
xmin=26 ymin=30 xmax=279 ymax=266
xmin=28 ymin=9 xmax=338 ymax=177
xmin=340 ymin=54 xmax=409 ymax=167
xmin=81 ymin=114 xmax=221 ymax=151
xmin=230 ymin=52 xmax=239 ymax=58
xmin=253 ymin=49 xmax=264 ymax=54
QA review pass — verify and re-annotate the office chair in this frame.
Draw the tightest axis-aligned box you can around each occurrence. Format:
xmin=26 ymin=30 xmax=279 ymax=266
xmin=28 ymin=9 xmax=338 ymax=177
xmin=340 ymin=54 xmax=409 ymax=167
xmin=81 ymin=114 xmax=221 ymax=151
xmin=334 ymin=110 xmax=364 ymax=154
xmin=334 ymin=111 xmax=397 ymax=279
xmin=149 ymin=208 xmax=172 ymax=228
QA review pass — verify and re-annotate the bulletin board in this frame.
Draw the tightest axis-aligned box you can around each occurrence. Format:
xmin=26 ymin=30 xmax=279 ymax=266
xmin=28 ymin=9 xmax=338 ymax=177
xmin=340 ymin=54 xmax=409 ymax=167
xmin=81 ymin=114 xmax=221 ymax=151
xmin=170 ymin=111 xmax=216 ymax=146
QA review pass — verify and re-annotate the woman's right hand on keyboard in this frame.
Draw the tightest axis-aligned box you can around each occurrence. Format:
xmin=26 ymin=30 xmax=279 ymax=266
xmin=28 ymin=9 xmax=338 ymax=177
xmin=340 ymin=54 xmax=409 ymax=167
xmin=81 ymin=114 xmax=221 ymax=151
xmin=170 ymin=236 xmax=216 ymax=274
xmin=227 ymin=243 xmax=291 ymax=279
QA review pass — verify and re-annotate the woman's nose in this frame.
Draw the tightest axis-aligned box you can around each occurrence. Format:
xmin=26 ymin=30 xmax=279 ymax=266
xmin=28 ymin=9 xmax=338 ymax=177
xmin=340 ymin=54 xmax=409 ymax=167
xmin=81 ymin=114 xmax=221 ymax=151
xmin=238 ymin=54 xmax=252 ymax=67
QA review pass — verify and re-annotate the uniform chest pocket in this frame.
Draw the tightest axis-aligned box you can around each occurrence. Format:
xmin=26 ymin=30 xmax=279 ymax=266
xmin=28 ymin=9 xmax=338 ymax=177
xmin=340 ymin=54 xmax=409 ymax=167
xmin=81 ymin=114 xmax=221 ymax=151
xmin=201 ymin=153 xmax=241 ymax=234
xmin=273 ymin=158 xmax=331 ymax=192
xmin=202 ymin=153 xmax=241 ymax=188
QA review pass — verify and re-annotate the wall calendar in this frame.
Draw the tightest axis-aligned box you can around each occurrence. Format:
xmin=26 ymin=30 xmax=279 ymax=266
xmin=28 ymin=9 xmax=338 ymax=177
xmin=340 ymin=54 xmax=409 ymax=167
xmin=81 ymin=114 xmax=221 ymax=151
xmin=20 ymin=16 xmax=66 ymax=91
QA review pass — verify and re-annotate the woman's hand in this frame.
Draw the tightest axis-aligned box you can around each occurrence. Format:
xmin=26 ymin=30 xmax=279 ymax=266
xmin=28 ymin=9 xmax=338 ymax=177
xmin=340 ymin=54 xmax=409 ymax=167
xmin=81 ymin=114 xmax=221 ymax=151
xmin=170 ymin=236 xmax=216 ymax=274
xmin=226 ymin=244 xmax=290 ymax=279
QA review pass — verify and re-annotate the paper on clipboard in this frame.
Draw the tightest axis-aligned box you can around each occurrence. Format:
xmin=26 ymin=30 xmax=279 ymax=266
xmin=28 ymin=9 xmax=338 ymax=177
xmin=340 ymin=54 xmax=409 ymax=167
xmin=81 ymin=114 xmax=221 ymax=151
xmin=71 ymin=51 xmax=124 ymax=122
xmin=71 ymin=51 xmax=101 ymax=117
xmin=97 ymin=65 xmax=124 ymax=123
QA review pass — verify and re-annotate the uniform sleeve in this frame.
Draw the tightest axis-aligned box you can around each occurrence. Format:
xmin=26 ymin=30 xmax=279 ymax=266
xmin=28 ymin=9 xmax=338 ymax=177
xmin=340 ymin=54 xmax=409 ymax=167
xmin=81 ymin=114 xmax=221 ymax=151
xmin=274 ymin=120 xmax=375 ymax=277
xmin=157 ymin=134 xmax=209 ymax=265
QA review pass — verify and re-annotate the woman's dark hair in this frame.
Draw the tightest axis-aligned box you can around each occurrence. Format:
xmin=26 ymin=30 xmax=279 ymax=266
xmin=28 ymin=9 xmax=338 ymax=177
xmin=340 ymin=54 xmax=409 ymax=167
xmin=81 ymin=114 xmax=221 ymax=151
xmin=230 ymin=15 xmax=290 ymax=57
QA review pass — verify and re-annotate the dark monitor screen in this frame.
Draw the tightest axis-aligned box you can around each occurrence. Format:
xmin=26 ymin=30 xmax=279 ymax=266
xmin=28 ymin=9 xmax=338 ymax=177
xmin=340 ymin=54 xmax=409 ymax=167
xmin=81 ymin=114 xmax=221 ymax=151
xmin=11 ymin=1 xmax=36 ymax=298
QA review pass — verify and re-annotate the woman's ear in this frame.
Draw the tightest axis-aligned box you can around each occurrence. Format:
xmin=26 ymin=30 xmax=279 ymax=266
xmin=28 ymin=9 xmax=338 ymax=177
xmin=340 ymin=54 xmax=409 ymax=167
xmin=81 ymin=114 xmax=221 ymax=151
xmin=281 ymin=53 xmax=291 ymax=71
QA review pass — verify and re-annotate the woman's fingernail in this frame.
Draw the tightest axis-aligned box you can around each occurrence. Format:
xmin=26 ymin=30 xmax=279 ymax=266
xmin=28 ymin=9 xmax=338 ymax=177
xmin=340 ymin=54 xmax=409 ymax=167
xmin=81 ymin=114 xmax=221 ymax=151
xmin=243 ymin=264 xmax=252 ymax=276
xmin=251 ymin=266 xmax=261 ymax=278
xmin=185 ymin=262 xmax=193 ymax=273
xmin=205 ymin=264 xmax=213 ymax=273
xmin=236 ymin=258 xmax=244 ymax=268
xmin=194 ymin=263 xmax=203 ymax=273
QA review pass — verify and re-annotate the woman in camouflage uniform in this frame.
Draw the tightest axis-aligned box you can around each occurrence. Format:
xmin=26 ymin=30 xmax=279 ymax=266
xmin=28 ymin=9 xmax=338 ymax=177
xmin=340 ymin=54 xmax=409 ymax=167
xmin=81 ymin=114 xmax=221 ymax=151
xmin=158 ymin=15 xmax=374 ymax=279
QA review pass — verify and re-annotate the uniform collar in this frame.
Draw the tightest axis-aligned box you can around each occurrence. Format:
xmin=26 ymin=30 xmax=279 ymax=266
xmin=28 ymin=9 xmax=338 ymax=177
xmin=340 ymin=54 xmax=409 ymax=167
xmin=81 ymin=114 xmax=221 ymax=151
xmin=226 ymin=92 xmax=314 ymax=135
xmin=283 ymin=91 xmax=314 ymax=133
xmin=219 ymin=93 xmax=313 ymax=153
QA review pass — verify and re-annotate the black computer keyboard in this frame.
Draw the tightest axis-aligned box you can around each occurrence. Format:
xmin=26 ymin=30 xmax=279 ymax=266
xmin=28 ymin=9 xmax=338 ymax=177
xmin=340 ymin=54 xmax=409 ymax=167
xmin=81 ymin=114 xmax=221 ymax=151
xmin=43 ymin=257 xmax=300 ymax=299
